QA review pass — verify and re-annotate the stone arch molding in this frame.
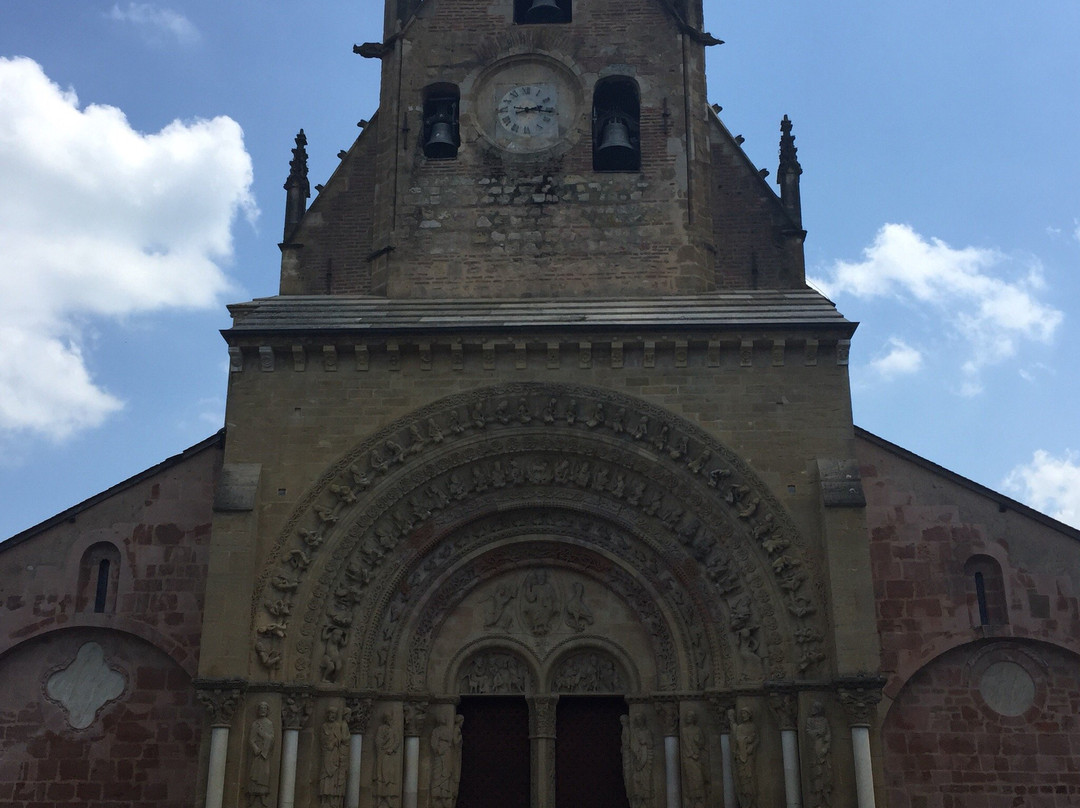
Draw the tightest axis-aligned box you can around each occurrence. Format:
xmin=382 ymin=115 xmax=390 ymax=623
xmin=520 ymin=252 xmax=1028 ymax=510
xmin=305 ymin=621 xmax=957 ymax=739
xmin=250 ymin=383 xmax=829 ymax=690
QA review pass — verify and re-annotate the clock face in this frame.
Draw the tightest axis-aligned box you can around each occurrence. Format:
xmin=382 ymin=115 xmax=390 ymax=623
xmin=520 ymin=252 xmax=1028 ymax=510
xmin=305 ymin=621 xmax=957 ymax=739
xmin=467 ymin=55 xmax=583 ymax=155
xmin=497 ymin=84 xmax=558 ymax=139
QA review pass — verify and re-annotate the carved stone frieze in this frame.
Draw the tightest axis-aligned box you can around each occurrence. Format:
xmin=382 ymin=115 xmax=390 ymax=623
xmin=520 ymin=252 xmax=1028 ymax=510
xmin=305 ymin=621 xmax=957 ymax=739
xmin=551 ymin=650 xmax=625 ymax=693
xmin=248 ymin=383 xmax=827 ymax=686
xmin=459 ymin=651 xmax=531 ymax=694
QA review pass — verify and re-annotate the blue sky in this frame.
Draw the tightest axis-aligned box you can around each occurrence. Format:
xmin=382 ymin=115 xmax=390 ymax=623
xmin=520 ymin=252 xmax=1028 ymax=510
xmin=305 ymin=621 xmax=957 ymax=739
xmin=1 ymin=0 xmax=1078 ymax=538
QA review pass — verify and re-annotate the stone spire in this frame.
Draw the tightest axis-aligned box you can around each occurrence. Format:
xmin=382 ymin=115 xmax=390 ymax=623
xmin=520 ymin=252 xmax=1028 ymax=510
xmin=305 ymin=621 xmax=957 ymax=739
xmin=283 ymin=129 xmax=310 ymax=242
xmin=777 ymin=115 xmax=803 ymax=228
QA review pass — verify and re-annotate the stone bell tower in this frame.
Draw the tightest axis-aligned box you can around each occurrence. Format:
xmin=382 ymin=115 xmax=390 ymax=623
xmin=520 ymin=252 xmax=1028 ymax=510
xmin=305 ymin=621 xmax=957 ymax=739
xmin=197 ymin=0 xmax=884 ymax=806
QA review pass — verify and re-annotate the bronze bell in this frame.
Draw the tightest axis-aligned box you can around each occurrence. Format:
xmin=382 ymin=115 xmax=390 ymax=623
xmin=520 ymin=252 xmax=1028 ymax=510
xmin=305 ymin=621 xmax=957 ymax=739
xmin=597 ymin=119 xmax=635 ymax=161
xmin=525 ymin=0 xmax=563 ymax=23
xmin=424 ymin=121 xmax=457 ymax=159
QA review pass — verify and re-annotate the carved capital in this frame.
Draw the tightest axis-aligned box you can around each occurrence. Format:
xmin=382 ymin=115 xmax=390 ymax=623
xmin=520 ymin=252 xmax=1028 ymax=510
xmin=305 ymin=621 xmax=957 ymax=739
xmin=403 ymin=700 xmax=429 ymax=736
xmin=528 ymin=696 xmax=559 ymax=738
xmin=836 ymin=678 xmax=885 ymax=727
xmin=194 ymin=680 xmax=244 ymax=727
xmin=654 ymin=699 xmax=679 ymax=736
xmin=346 ymin=697 xmax=375 ymax=734
xmin=706 ymin=693 xmax=736 ymax=733
xmin=282 ymin=691 xmax=313 ymax=730
xmin=766 ymin=687 xmax=799 ymax=731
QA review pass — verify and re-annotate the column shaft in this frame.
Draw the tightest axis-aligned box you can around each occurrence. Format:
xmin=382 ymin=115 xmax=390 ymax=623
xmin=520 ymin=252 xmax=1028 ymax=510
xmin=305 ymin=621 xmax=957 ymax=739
xmin=279 ymin=728 xmax=299 ymax=808
xmin=403 ymin=735 xmax=420 ymax=808
xmin=780 ymin=728 xmax=802 ymax=808
xmin=664 ymin=735 xmax=681 ymax=808
xmin=346 ymin=734 xmax=364 ymax=808
xmin=719 ymin=732 xmax=735 ymax=808
xmin=205 ymin=726 xmax=229 ymax=808
xmin=851 ymin=726 xmax=876 ymax=808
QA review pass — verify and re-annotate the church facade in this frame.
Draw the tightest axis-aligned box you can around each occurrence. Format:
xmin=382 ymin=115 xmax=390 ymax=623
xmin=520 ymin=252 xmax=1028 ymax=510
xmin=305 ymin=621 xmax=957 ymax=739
xmin=2 ymin=0 xmax=1078 ymax=806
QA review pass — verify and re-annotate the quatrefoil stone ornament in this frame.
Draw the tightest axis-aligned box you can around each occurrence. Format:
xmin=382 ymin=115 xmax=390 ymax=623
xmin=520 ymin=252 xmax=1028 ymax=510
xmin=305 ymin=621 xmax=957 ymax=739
xmin=45 ymin=642 xmax=126 ymax=729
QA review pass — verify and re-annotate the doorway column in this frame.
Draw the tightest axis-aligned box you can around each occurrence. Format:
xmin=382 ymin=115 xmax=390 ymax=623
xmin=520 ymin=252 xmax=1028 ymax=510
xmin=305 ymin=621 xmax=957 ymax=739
xmin=403 ymin=701 xmax=429 ymax=808
xmin=345 ymin=697 xmax=374 ymax=808
xmin=656 ymin=700 xmax=680 ymax=808
xmin=838 ymin=681 xmax=884 ymax=808
xmin=279 ymin=692 xmax=312 ymax=808
xmin=707 ymin=695 xmax=737 ymax=808
xmin=768 ymin=690 xmax=802 ymax=808
xmin=195 ymin=685 xmax=241 ymax=808
xmin=528 ymin=696 xmax=559 ymax=808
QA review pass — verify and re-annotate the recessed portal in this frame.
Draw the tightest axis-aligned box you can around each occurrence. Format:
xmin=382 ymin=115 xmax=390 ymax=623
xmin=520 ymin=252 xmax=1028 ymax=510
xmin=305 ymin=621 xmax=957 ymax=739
xmin=555 ymin=696 xmax=629 ymax=808
xmin=457 ymin=697 xmax=530 ymax=808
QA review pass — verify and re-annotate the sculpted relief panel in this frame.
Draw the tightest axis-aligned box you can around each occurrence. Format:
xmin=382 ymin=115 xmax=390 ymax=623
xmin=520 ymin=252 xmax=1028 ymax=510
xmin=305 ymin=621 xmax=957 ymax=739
xmin=248 ymin=383 xmax=828 ymax=690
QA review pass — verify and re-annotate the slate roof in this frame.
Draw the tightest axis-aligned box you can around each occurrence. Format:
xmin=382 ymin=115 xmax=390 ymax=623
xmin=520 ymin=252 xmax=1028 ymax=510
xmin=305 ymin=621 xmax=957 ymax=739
xmin=225 ymin=289 xmax=855 ymax=337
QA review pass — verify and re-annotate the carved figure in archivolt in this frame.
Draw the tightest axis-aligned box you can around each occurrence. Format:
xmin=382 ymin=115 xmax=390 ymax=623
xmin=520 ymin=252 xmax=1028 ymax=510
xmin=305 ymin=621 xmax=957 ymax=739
xmin=552 ymin=651 xmax=624 ymax=693
xmin=320 ymin=707 xmax=351 ymax=808
xmin=805 ymin=701 xmax=834 ymax=808
xmin=430 ymin=715 xmax=464 ymax=808
xmin=375 ymin=713 xmax=401 ymax=808
xmin=460 ymin=652 xmax=528 ymax=694
xmin=621 ymin=713 xmax=654 ymax=808
xmin=681 ymin=710 xmax=708 ymax=808
xmin=246 ymin=701 xmax=275 ymax=808
xmin=729 ymin=707 xmax=759 ymax=808
xmin=272 ymin=383 xmax=826 ymax=685
xmin=520 ymin=569 xmax=559 ymax=635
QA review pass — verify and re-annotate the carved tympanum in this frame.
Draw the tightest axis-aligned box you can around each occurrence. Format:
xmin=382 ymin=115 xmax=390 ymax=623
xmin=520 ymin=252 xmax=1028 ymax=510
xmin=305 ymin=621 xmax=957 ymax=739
xmin=459 ymin=652 xmax=529 ymax=694
xmin=551 ymin=650 xmax=624 ymax=693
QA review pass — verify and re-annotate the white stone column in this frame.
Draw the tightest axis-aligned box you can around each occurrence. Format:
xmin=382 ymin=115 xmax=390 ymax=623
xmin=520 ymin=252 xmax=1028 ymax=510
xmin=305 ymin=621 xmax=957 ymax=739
xmin=656 ymin=702 xmax=680 ymax=808
xmin=195 ymin=686 xmax=241 ymax=808
xmin=839 ymin=681 xmax=884 ymax=808
xmin=206 ymin=726 xmax=230 ymax=808
xmin=719 ymin=732 xmax=736 ymax=808
xmin=851 ymin=727 xmax=875 ymax=808
xmin=768 ymin=691 xmax=801 ymax=808
xmin=279 ymin=693 xmax=312 ymax=808
xmin=402 ymin=701 xmax=429 ymax=808
xmin=707 ymin=696 xmax=737 ymax=808
xmin=279 ymin=729 xmax=299 ymax=808
xmin=345 ymin=697 xmax=374 ymax=808
xmin=780 ymin=729 xmax=802 ymax=808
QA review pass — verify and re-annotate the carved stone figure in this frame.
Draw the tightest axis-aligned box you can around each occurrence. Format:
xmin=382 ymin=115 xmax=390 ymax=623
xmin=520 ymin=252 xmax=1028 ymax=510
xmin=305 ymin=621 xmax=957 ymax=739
xmin=621 ymin=713 xmax=653 ymax=808
xmin=430 ymin=715 xmax=464 ymax=808
xmin=375 ymin=712 xmax=401 ymax=808
xmin=552 ymin=652 xmax=623 ymax=693
xmin=520 ymin=569 xmax=559 ymax=635
xmin=319 ymin=707 xmax=350 ymax=808
xmin=564 ymin=581 xmax=594 ymax=631
xmin=482 ymin=581 xmax=517 ymax=629
xmin=681 ymin=710 xmax=708 ymax=808
xmin=246 ymin=701 xmax=274 ymax=808
xmin=729 ymin=707 xmax=759 ymax=808
xmin=805 ymin=701 xmax=833 ymax=808
xmin=460 ymin=652 xmax=528 ymax=694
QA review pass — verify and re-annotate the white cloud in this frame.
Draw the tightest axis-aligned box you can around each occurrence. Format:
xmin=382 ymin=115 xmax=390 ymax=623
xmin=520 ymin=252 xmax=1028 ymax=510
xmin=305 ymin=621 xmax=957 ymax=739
xmin=0 ymin=57 xmax=255 ymax=441
xmin=811 ymin=223 xmax=1063 ymax=390
xmin=1004 ymin=450 xmax=1080 ymax=529
xmin=108 ymin=3 xmax=199 ymax=45
xmin=869 ymin=337 xmax=922 ymax=380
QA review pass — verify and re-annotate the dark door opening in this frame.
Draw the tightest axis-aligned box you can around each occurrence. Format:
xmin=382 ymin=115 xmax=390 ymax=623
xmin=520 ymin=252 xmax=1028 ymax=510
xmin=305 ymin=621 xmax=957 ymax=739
xmin=456 ymin=697 xmax=530 ymax=808
xmin=555 ymin=696 xmax=629 ymax=808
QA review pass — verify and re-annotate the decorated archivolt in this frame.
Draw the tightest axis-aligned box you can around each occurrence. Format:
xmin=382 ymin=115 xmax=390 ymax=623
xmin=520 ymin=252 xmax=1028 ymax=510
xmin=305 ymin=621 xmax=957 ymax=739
xmin=250 ymin=383 xmax=829 ymax=687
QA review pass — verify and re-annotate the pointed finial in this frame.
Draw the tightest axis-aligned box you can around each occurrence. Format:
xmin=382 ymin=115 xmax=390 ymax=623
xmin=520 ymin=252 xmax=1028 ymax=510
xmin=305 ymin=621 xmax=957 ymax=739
xmin=283 ymin=129 xmax=310 ymax=241
xmin=777 ymin=115 xmax=803 ymax=226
